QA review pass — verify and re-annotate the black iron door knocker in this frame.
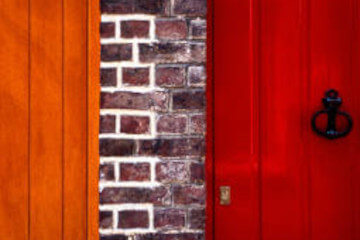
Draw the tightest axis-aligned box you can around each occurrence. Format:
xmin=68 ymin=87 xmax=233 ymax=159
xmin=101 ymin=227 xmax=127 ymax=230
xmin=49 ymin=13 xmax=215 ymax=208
xmin=311 ymin=89 xmax=353 ymax=139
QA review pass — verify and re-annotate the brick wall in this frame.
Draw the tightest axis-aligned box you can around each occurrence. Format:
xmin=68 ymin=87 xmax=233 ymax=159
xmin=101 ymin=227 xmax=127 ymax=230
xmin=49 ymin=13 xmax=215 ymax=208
xmin=99 ymin=1 xmax=207 ymax=240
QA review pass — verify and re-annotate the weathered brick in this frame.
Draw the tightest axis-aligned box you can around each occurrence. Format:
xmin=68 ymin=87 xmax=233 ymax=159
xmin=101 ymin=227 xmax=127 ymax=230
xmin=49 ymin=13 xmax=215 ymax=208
xmin=156 ymin=19 xmax=187 ymax=40
xmin=101 ymin=92 xmax=168 ymax=111
xmin=137 ymin=233 xmax=204 ymax=240
xmin=100 ymin=187 xmax=171 ymax=205
xmin=101 ymin=0 xmax=170 ymax=15
xmin=157 ymin=115 xmax=187 ymax=134
xmin=173 ymin=185 xmax=205 ymax=205
xmin=100 ymin=22 xmax=115 ymax=38
xmin=190 ymin=43 xmax=206 ymax=63
xmin=120 ymin=163 xmax=150 ymax=181
xmin=100 ymin=163 xmax=115 ymax=181
xmin=156 ymin=66 xmax=185 ymax=87
xmin=172 ymin=91 xmax=205 ymax=111
xmin=139 ymin=43 xmax=205 ymax=63
xmin=101 ymin=0 xmax=135 ymax=14
xmin=101 ymin=44 xmax=132 ymax=62
xmin=154 ymin=208 xmax=185 ymax=229
xmin=138 ymin=138 xmax=205 ymax=157
xmin=139 ymin=43 xmax=188 ymax=63
xmin=188 ymin=66 xmax=206 ymax=86
xmin=156 ymin=161 xmax=189 ymax=183
xmin=100 ymin=211 xmax=113 ymax=229
xmin=190 ymin=162 xmax=205 ymax=184
xmin=100 ymin=235 xmax=127 ymax=240
xmin=122 ymin=67 xmax=149 ymax=86
xmin=189 ymin=208 xmax=205 ymax=229
xmin=121 ymin=116 xmax=150 ymax=134
xmin=173 ymin=0 xmax=207 ymax=16
xmin=135 ymin=0 xmax=170 ymax=15
xmin=101 ymin=22 xmax=116 ymax=38
xmin=121 ymin=21 xmax=150 ymax=38
xmin=118 ymin=211 xmax=149 ymax=229
xmin=100 ymin=115 xmax=116 ymax=133
xmin=100 ymin=139 xmax=136 ymax=156
xmin=190 ymin=114 xmax=205 ymax=134
xmin=101 ymin=68 xmax=117 ymax=87
xmin=190 ymin=20 xmax=206 ymax=39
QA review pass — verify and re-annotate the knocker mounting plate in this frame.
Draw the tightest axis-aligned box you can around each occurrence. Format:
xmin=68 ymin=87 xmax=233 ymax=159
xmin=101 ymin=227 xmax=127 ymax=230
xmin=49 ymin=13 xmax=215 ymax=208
xmin=311 ymin=89 xmax=353 ymax=139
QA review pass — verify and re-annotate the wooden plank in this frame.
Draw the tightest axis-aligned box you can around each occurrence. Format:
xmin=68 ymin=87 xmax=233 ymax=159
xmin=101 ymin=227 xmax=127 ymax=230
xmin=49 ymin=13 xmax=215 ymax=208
xmin=63 ymin=0 xmax=88 ymax=239
xmin=29 ymin=0 xmax=63 ymax=239
xmin=260 ymin=0 xmax=311 ymax=239
xmin=87 ymin=0 xmax=101 ymax=239
xmin=0 ymin=0 xmax=29 ymax=239
xmin=214 ymin=0 xmax=260 ymax=239
xmin=309 ymin=0 xmax=360 ymax=239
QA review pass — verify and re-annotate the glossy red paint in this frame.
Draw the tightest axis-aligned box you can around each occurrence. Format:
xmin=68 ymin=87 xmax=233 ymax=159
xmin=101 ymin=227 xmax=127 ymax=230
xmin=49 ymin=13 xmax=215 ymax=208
xmin=209 ymin=0 xmax=360 ymax=239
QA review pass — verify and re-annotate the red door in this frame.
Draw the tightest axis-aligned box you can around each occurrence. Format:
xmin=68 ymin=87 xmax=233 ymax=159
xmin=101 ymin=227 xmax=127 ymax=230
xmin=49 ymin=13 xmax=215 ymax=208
xmin=213 ymin=0 xmax=360 ymax=239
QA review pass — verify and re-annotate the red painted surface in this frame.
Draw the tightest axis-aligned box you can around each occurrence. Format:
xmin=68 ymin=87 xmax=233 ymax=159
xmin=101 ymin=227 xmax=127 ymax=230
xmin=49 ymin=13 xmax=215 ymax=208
xmin=211 ymin=0 xmax=360 ymax=239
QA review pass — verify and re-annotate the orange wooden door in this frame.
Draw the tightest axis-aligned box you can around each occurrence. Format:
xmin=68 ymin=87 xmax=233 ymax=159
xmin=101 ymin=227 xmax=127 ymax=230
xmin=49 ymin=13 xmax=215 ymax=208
xmin=0 ymin=1 xmax=99 ymax=240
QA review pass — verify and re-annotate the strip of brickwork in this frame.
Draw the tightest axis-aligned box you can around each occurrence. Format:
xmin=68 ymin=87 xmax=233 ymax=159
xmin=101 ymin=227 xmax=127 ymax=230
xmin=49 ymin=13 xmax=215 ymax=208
xmin=99 ymin=1 xmax=207 ymax=239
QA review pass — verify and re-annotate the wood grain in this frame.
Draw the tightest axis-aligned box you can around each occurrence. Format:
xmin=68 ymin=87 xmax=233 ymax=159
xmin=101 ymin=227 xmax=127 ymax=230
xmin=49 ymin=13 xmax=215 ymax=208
xmin=63 ymin=0 xmax=88 ymax=239
xmin=0 ymin=0 xmax=29 ymax=239
xmin=29 ymin=0 xmax=63 ymax=239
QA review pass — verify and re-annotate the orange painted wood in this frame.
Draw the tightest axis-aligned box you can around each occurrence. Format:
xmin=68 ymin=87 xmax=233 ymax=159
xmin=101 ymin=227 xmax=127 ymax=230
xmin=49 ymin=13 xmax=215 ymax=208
xmin=64 ymin=0 xmax=88 ymax=239
xmin=29 ymin=0 xmax=63 ymax=239
xmin=87 ymin=0 xmax=100 ymax=240
xmin=0 ymin=0 xmax=99 ymax=239
xmin=0 ymin=0 xmax=29 ymax=239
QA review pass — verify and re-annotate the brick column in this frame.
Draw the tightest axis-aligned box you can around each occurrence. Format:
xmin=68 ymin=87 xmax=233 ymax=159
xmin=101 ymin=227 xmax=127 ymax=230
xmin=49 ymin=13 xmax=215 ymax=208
xmin=99 ymin=1 xmax=207 ymax=239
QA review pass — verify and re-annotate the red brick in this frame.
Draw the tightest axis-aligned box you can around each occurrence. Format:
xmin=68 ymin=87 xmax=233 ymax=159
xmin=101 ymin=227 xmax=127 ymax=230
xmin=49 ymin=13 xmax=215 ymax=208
xmin=190 ymin=114 xmax=205 ymax=134
xmin=136 ymin=0 xmax=170 ymax=15
xmin=157 ymin=115 xmax=187 ymax=134
xmin=138 ymin=138 xmax=205 ymax=157
xmin=122 ymin=67 xmax=149 ymax=86
xmin=99 ymin=211 xmax=113 ymax=229
xmin=154 ymin=208 xmax=185 ymax=229
xmin=190 ymin=43 xmax=206 ymax=63
xmin=139 ymin=43 xmax=188 ymax=63
xmin=100 ymin=163 xmax=115 ymax=181
xmin=173 ymin=0 xmax=207 ymax=16
xmin=189 ymin=208 xmax=205 ymax=229
xmin=101 ymin=44 xmax=132 ymax=62
xmin=121 ymin=21 xmax=150 ymax=38
xmin=120 ymin=116 xmax=150 ymax=134
xmin=100 ymin=68 xmax=117 ymax=87
xmin=101 ymin=22 xmax=115 ymax=38
xmin=190 ymin=162 xmax=204 ymax=184
xmin=118 ymin=211 xmax=149 ymax=229
xmin=190 ymin=20 xmax=206 ymax=39
xmin=156 ymin=66 xmax=186 ymax=87
xmin=101 ymin=0 xmax=170 ymax=15
xmin=172 ymin=91 xmax=205 ymax=111
xmin=156 ymin=162 xmax=189 ymax=183
xmin=101 ymin=0 xmax=135 ymax=14
xmin=156 ymin=19 xmax=187 ymax=40
xmin=100 ymin=139 xmax=136 ymax=156
xmin=100 ymin=187 xmax=171 ymax=205
xmin=100 ymin=115 xmax=116 ymax=133
xmin=101 ymin=92 xmax=168 ymax=111
xmin=100 ymin=235 xmax=127 ymax=240
xmin=173 ymin=185 xmax=205 ymax=205
xmin=138 ymin=233 xmax=204 ymax=240
xmin=188 ymin=65 xmax=206 ymax=86
xmin=120 ymin=163 xmax=150 ymax=181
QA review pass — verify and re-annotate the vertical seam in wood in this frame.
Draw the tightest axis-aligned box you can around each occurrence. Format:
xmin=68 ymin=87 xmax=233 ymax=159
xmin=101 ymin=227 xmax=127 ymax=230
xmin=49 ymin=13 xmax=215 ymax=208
xmin=28 ymin=0 xmax=31 ymax=239
xmin=61 ymin=0 xmax=65 ymax=239
xmin=86 ymin=0 xmax=89 ymax=239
